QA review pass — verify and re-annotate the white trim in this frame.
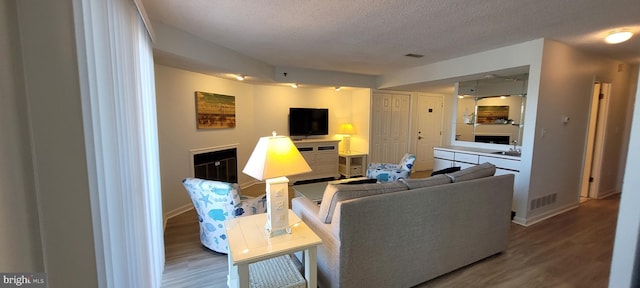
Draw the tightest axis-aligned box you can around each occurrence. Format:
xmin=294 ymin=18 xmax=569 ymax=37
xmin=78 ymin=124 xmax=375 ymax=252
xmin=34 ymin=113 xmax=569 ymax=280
xmin=132 ymin=0 xmax=155 ymax=41
xmin=189 ymin=143 xmax=240 ymax=177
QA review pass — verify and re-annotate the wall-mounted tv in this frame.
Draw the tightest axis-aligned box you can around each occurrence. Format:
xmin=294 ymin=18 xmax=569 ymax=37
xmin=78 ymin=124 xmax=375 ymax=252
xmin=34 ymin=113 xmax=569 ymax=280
xmin=289 ymin=108 xmax=329 ymax=137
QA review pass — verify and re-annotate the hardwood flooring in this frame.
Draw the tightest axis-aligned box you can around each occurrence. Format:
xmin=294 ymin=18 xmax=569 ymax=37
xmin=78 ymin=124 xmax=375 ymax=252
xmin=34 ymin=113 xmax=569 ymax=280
xmin=162 ymin=178 xmax=618 ymax=288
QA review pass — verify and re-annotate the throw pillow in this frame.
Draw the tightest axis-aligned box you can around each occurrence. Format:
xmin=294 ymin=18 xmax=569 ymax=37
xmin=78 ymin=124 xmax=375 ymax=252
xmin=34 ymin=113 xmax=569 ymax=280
xmin=400 ymin=174 xmax=451 ymax=189
xmin=430 ymin=166 xmax=461 ymax=176
xmin=445 ymin=162 xmax=496 ymax=182
xmin=318 ymin=181 xmax=408 ymax=224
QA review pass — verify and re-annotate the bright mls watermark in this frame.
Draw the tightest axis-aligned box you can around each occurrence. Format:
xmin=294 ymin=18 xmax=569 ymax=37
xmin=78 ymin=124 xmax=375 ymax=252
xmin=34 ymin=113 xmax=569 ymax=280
xmin=0 ymin=273 xmax=47 ymax=288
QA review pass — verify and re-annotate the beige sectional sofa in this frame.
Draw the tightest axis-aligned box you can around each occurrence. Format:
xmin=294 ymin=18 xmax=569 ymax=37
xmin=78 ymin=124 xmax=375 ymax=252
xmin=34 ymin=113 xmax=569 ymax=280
xmin=292 ymin=163 xmax=514 ymax=288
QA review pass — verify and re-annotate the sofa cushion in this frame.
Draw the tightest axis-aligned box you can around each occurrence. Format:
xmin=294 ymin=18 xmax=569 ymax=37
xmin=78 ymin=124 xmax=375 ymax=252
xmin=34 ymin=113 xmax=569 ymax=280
xmin=318 ymin=181 xmax=408 ymax=223
xmin=446 ymin=162 xmax=496 ymax=182
xmin=400 ymin=174 xmax=451 ymax=189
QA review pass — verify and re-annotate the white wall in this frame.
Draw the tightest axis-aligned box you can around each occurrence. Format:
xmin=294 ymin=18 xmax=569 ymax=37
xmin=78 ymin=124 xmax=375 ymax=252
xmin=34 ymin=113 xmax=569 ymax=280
xmin=609 ymin=67 xmax=640 ymax=288
xmin=155 ymin=65 xmax=370 ymax=215
xmin=17 ymin=0 xmax=98 ymax=286
xmin=0 ymin=0 xmax=43 ymax=272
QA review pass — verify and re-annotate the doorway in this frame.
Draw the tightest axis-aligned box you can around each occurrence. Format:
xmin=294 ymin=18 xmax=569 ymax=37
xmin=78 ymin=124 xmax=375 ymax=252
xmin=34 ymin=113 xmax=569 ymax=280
xmin=414 ymin=94 xmax=443 ymax=171
xmin=580 ymin=82 xmax=611 ymax=200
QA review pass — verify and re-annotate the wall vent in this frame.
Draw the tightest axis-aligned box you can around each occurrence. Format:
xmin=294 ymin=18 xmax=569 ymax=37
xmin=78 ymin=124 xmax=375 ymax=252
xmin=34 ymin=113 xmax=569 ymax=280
xmin=529 ymin=193 xmax=557 ymax=211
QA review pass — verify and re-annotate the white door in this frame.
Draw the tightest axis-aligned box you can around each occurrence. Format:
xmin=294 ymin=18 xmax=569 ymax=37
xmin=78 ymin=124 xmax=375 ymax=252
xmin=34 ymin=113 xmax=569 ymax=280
xmin=415 ymin=95 xmax=443 ymax=171
xmin=580 ymin=82 xmax=610 ymax=199
xmin=371 ymin=92 xmax=411 ymax=164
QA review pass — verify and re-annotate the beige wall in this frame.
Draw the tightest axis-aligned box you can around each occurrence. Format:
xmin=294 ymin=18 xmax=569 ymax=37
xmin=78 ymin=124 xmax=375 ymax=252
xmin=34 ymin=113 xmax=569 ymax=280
xmin=155 ymin=65 xmax=371 ymax=215
xmin=0 ymin=0 xmax=43 ymax=272
xmin=525 ymin=39 xmax=634 ymax=222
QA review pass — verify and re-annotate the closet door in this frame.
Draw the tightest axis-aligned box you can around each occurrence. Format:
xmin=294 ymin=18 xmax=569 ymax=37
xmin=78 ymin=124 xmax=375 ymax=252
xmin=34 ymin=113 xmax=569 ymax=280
xmin=371 ymin=92 xmax=411 ymax=164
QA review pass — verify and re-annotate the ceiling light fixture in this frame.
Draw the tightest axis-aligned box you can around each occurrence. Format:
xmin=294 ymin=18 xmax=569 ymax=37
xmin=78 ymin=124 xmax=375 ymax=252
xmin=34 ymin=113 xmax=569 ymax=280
xmin=335 ymin=86 xmax=341 ymax=91
xmin=291 ymin=83 xmax=298 ymax=88
xmin=235 ymin=74 xmax=245 ymax=81
xmin=605 ymin=30 xmax=633 ymax=44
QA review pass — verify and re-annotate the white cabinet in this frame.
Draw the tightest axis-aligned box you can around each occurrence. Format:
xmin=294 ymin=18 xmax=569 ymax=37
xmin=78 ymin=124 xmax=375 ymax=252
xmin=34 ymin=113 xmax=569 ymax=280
xmin=289 ymin=139 xmax=340 ymax=183
xmin=433 ymin=147 xmax=520 ymax=174
xmin=338 ymin=152 xmax=367 ymax=178
xmin=433 ymin=158 xmax=453 ymax=171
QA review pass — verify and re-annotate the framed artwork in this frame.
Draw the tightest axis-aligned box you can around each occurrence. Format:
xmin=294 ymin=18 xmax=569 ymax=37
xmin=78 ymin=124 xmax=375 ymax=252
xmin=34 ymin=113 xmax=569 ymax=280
xmin=195 ymin=91 xmax=236 ymax=129
xmin=476 ymin=105 xmax=509 ymax=124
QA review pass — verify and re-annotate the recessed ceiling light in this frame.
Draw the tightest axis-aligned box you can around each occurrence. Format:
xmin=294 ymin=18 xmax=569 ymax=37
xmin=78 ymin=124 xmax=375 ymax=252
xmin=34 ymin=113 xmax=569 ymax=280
xmin=335 ymin=86 xmax=341 ymax=91
xmin=235 ymin=74 xmax=245 ymax=81
xmin=605 ymin=31 xmax=633 ymax=44
xmin=291 ymin=83 xmax=298 ymax=88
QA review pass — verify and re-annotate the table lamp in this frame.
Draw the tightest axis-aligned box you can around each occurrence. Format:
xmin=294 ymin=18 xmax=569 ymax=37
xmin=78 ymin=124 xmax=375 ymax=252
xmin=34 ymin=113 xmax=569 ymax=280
xmin=337 ymin=123 xmax=355 ymax=154
xmin=243 ymin=132 xmax=312 ymax=237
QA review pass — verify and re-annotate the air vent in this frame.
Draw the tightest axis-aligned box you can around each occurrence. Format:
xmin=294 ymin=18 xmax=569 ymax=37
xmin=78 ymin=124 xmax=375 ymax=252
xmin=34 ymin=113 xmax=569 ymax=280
xmin=529 ymin=193 xmax=557 ymax=211
xmin=404 ymin=53 xmax=424 ymax=58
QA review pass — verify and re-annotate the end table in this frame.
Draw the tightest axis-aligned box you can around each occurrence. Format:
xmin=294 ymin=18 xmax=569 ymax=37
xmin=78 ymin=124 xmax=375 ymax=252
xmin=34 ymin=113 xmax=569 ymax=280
xmin=225 ymin=210 xmax=322 ymax=288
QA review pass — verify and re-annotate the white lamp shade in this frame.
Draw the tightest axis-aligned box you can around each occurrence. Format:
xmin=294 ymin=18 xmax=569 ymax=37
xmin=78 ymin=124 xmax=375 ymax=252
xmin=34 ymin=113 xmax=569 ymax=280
xmin=243 ymin=135 xmax=312 ymax=180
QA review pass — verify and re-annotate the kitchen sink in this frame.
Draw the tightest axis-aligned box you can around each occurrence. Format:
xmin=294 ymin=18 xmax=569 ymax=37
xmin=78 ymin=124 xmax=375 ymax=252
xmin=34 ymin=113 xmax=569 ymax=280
xmin=491 ymin=150 xmax=521 ymax=157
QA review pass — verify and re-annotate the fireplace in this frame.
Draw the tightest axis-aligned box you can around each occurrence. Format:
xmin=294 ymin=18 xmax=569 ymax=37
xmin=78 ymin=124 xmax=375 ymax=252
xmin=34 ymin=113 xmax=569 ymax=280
xmin=475 ymin=135 xmax=510 ymax=145
xmin=191 ymin=146 xmax=238 ymax=183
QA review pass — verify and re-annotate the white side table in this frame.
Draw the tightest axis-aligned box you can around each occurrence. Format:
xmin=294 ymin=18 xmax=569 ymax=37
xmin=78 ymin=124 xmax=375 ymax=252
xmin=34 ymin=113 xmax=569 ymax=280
xmin=225 ymin=210 xmax=322 ymax=288
xmin=338 ymin=152 xmax=368 ymax=178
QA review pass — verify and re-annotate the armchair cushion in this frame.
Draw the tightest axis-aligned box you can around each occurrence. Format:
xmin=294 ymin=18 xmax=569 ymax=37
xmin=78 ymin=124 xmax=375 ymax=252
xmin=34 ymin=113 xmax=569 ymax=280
xmin=366 ymin=153 xmax=416 ymax=182
xmin=182 ymin=178 xmax=266 ymax=254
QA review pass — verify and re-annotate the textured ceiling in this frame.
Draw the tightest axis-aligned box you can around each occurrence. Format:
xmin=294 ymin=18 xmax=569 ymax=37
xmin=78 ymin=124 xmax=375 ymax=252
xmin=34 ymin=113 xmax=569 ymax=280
xmin=143 ymin=0 xmax=640 ymax=76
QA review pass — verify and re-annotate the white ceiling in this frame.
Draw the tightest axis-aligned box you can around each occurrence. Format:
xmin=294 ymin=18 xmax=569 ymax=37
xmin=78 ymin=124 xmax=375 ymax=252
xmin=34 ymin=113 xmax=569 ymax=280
xmin=143 ymin=0 xmax=640 ymax=82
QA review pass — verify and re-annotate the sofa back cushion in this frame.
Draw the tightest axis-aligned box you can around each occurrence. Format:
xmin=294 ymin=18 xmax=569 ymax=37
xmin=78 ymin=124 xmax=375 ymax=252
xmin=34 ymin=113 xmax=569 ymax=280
xmin=319 ymin=181 xmax=408 ymax=223
xmin=400 ymin=174 xmax=451 ymax=189
xmin=446 ymin=162 xmax=496 ymax=182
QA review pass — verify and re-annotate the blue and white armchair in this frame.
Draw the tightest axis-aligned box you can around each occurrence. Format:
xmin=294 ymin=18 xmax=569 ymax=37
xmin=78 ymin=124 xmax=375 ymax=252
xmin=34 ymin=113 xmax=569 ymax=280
xmin=366 ymin=153 xmax=416 ymax=182
xmin=182 ymin=178 xmax=267 ymax=254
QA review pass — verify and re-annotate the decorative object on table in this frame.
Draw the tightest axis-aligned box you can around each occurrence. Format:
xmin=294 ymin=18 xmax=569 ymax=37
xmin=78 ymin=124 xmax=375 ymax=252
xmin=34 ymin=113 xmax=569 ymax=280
xmin=243 ymin=131 xmax=312 ymax=237
xmin=337 ymin=123 xmax=356 ymax=153
xmin=195 ymin=91 xmax=236 ymax=129
xmin=430 ymin=166 xmax=461 ymax=176
xmin=366 ymin=153 xmax=416 ymax=182
xmin=182 ymin=178 xmax=266 ymax=254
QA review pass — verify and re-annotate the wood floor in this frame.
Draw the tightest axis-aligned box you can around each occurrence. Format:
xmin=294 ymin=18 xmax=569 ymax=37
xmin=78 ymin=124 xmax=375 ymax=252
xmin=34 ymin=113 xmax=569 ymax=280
xmin=162 ymin=180 xmax=619 ymax=288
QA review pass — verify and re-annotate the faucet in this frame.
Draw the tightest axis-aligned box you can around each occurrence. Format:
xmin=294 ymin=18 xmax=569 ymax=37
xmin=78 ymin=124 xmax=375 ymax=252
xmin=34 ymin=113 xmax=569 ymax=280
xmin=510 ymin=140 xmax=520 ymax=153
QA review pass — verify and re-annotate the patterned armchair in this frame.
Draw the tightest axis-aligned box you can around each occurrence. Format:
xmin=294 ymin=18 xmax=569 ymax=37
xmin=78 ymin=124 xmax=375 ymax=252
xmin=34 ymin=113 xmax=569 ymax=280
xmin=182 ymin=178 xmax=267 ymax=254
xmin=366 ymin=153 xmax=416 ymax=182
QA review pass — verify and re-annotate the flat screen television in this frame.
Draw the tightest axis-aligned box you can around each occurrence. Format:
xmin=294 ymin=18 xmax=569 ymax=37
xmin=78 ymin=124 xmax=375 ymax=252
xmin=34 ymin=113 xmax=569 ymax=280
xmin=289 ymin=108 xmax=329 ymax=137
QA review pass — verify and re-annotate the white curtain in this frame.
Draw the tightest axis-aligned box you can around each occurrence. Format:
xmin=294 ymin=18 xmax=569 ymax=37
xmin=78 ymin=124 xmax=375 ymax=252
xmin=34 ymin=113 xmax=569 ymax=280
xmin=74 ymin=0 xmax=164 ymax=286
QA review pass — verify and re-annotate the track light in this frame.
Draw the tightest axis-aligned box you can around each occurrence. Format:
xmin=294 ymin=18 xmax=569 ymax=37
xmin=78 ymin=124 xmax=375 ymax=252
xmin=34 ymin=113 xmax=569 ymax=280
xmin=335 ymin=86 xmax=341 ymax=91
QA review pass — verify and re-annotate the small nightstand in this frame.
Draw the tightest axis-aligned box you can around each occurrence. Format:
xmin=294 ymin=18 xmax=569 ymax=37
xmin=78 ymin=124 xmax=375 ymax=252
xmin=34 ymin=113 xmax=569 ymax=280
xmin=338 ymin=152 xmax=368 ymax=178
xmin=225 ymin=210 xmax=322 ymax=288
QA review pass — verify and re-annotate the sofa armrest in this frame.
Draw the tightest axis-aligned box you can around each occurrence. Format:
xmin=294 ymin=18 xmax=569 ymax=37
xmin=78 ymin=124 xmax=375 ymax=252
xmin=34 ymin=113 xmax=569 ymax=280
xmin=292 ymin=197 xmax=338 ymax=240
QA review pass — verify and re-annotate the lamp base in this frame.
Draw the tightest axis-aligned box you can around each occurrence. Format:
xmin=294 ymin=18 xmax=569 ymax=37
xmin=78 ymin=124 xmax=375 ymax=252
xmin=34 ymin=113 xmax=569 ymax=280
xmin=265 ymin=176 xmax=290 ymax=237
xmin=342 ymin=135 xmax=351 ymax=154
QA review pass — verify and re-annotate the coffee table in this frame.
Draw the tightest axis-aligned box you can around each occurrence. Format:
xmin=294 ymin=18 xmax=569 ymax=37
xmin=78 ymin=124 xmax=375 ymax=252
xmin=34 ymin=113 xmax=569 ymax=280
xmin=293 ymin=177 xmax=368 ymax=204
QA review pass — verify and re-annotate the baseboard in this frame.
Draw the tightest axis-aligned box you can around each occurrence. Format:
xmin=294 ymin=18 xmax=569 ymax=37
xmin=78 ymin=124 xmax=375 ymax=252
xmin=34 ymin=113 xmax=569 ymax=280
xmin=596 ymin=189 xmax=620 ymax=199
xmin=163 ymin=203 xmax=194 ymax=231
xmin=519 ymin=202 xmax=580 ymax=227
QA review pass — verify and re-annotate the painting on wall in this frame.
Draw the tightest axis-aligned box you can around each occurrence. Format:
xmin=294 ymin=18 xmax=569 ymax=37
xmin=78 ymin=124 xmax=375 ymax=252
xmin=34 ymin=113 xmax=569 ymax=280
xmin=476 ymin=105 xmax=509 ymax=124
xmin=195 ymin=91 xmax=236 ymax=129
